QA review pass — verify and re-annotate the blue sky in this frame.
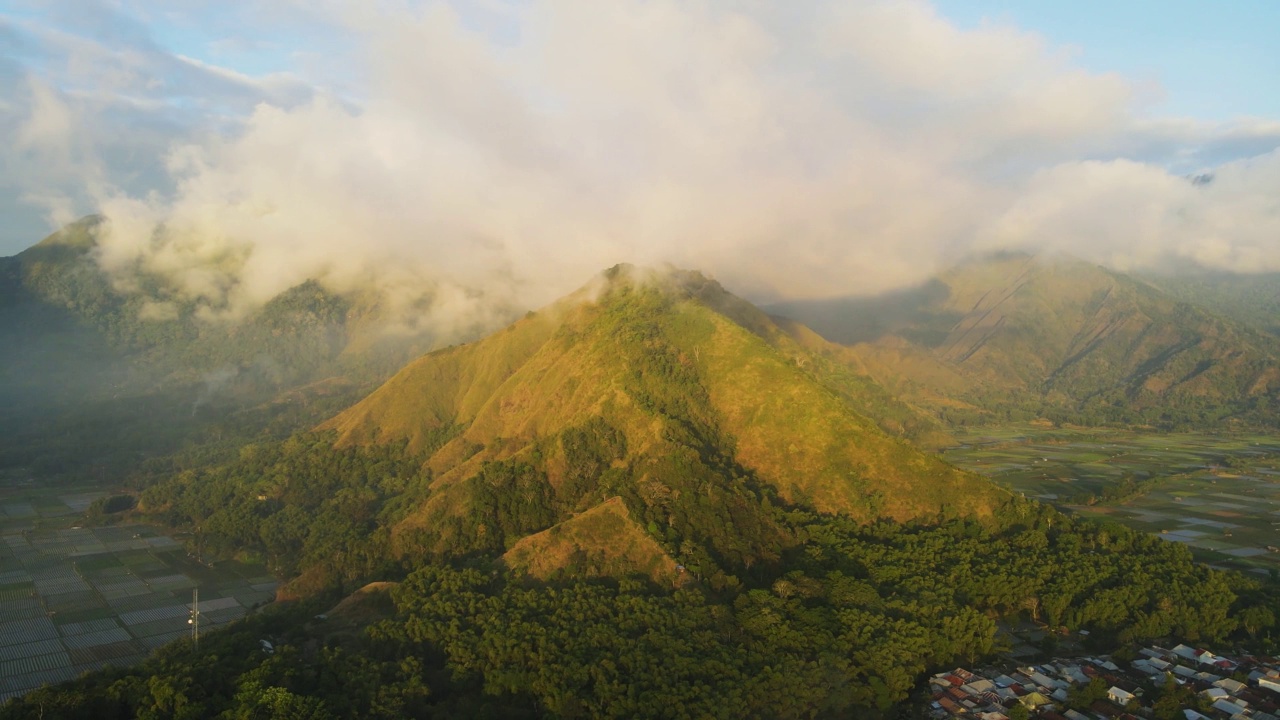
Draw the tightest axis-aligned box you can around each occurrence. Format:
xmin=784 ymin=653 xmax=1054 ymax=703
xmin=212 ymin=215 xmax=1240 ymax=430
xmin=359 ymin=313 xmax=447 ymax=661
xmin=933 ymin=0 xmax=1280 ymax=121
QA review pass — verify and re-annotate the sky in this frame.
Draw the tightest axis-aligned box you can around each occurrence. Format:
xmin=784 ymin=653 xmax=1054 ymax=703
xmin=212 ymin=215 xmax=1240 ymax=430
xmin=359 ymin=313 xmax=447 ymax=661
xmin=1 ymin=0 xmax=1279 ymax=319
xmin=933 ymin=0 xmax=1280 ymax=121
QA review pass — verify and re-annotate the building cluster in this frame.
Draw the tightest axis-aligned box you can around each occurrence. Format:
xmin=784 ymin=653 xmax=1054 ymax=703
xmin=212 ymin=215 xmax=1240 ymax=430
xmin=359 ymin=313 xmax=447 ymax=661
xmin=927 ymin=643 xmax=1280 ymax=719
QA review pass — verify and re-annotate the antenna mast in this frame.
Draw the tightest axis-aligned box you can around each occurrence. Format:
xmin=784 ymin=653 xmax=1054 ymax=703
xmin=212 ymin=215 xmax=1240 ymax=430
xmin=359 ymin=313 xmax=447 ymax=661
xmin=189 ymin=588 xmax=201 ymax=650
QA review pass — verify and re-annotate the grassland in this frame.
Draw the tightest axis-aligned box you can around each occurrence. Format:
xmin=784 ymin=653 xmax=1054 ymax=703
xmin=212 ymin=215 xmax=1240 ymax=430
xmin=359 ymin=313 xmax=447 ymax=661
xmin=944 ymin=425 xmax=1280 ymax=575
xmin=0 ymin=478 xmax=277 ymax=701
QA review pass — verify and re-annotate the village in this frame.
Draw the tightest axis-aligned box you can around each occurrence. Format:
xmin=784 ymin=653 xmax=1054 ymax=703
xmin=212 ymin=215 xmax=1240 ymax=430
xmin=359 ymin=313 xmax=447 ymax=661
xmin=926 ymin=642 xmax=1280 ymax=720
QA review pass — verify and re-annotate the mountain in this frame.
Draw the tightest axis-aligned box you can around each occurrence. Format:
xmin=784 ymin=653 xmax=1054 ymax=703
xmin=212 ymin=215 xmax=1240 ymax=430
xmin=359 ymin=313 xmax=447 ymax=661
xmin=769 ymin=253 xmax=1280 ymax=428
xmin=1142 ymin=269 xmax=1280 ymax=338
xmin=316 ymin=265 xmax=1008 ymax=576
xmin=0 ymin=218 xmax=486 ymax=480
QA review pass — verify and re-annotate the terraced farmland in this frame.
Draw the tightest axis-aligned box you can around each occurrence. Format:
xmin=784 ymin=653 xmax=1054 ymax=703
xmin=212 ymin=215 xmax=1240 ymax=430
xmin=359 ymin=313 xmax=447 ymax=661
xmin=945 ymin=426 xmax=1280 ymax=575
xmin=0 ymin=482 xmax=277 ymax=702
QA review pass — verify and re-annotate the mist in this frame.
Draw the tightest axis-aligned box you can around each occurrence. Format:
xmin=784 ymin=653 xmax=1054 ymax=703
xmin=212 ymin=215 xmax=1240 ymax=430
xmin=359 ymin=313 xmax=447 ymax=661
xmin=9 ymin=0 xmax=1280 ymax=322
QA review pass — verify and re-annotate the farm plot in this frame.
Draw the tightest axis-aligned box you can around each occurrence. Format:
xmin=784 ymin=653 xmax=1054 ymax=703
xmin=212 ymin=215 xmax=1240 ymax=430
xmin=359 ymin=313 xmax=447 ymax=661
xmin=0 ymin=484 xmax=275 ymax=702
xmin=946 ymin=427 xmax=1280 ymax=574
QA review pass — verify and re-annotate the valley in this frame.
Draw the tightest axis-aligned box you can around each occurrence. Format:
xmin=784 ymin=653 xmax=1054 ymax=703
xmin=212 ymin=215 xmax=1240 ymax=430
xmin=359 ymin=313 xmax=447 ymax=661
xmin=945 ymin=427 xmax=1280 ymax=575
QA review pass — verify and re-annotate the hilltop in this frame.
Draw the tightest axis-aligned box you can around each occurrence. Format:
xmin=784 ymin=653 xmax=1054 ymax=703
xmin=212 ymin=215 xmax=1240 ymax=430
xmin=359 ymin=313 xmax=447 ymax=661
xmin=769 ymin=254 xmax=1280 ymax=428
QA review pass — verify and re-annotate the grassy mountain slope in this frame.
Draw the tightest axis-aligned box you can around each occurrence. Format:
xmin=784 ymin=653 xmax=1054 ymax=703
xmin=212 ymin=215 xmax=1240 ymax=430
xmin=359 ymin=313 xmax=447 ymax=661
xmin=320 ymin=266 xmax=1008 ymax=572
xmin=772 ymin=254 xmax=1280 ymax=428
xmin=501 ymin=497 xmax=682 ymax=584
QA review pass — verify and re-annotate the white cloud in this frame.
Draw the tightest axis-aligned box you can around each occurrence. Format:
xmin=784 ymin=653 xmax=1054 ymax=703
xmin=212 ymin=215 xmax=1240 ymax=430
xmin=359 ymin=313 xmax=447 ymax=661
xmin=988 ymin=151 xmax=1280 ymax=273
xmin=5 ymin=0 xmax=1280 ymax=319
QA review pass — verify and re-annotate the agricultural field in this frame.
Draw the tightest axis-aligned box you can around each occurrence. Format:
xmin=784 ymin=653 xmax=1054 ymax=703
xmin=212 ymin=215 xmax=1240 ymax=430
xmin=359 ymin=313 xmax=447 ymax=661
xmin=0 ymin=478 xmax=277 ymax=702
xmin=945 ymin=426 xmax=1280 ymax=575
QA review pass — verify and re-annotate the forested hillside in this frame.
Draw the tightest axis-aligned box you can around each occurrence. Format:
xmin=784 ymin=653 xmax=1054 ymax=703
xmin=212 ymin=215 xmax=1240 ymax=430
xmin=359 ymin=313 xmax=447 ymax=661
xmin=1143 ymin=270 xmax=1280 ymax=338
xmin=4 ymin=503 xmax=1274 ymax=719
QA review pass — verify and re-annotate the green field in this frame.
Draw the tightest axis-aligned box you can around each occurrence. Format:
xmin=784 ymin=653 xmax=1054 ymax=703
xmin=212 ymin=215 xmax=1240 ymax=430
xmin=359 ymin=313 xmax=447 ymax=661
xmin=0 ymin=479 xmax=277 ymax=701
xmin=944 ymin=426 xmax=1280 ymax=575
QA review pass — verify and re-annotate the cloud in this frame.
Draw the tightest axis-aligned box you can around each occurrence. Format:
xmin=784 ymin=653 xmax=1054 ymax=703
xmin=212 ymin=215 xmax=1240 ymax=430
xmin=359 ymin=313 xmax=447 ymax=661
xmin=0 ymin=1 xmax=317 ymax=249
xmin=6 ymin=0 xmax=1280 ymax=318
xmin=986 ymin=150 xmax=1280 ymax=273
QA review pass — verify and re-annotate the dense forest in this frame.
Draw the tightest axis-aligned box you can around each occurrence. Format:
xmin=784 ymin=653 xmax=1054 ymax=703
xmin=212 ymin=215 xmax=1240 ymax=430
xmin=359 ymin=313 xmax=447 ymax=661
xmin=5 ymin=496 xmax=1277 ymax=718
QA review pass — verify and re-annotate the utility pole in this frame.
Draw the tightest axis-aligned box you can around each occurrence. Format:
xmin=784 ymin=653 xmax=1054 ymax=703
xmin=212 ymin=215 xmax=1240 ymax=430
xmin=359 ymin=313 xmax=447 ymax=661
xmin=189 ymin=588 xmax=201 ymax=650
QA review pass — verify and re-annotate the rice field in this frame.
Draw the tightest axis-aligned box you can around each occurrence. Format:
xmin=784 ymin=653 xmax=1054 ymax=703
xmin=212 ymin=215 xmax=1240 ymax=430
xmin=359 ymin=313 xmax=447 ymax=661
xmin=945 ymin=426 xmax=1280 ymax=575
xmin=0 ymin=481 xmax=277 ymax=702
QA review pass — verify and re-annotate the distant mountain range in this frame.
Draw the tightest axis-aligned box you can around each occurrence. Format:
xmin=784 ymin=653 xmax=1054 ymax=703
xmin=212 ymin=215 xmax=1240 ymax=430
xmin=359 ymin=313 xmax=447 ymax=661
xmin=768 ymin=253 xmax=1280 ymax=429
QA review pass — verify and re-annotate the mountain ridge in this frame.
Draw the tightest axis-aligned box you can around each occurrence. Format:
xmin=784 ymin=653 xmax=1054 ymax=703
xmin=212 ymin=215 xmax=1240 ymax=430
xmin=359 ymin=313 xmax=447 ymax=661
xmin=769 ymin=253 xmax=1280 ymax=428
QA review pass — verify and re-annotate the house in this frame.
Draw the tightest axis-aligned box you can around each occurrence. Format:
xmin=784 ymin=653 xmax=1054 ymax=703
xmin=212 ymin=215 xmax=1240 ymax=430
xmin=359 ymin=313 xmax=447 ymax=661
xmin=963 ymin=678 xmax=996 ymax=696
xmin=1062 ymin=710 xmax=1090 ymax=720
xmin=1211 ymin=697 xmax=1248 ymax=715
xmin=1028 ymin=671 xmax=1064 ymax=690
xmin=1202 ymin=687 xmax=1229 ymax=701
xmin=1172 ymin=644 xmax=1200 ymax=662
xmin=1215 ymin=678 xmax=1247 ymax=693
xmin=1058 ymin=665 xmax=1089 ymax=684
xmin=1108 ymin=686 xmax=1135 ymax=705
xmin=1130 ymin=659 xmax=1158 ymax=675
xmin=1020 ymin=691 xmax=1051 ymax=708
xmin=1261 ymin=676 xmax=1280 ymax=694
